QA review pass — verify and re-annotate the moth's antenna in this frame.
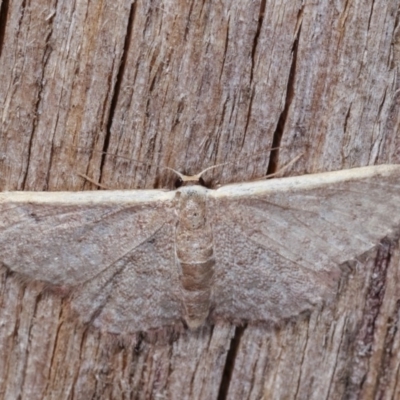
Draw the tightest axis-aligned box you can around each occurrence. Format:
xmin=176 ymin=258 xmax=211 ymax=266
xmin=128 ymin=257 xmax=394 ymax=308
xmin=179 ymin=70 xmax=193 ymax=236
xmin=163 ymin=167 xmax=186 ymax=180
xmin=164 ymin=163 xmax=227 ymax=182
xmin=195 ymin=163 xmax=228 ymax=179
xmin=163 ymin=145 xmax=290 ymax=183
xmin=196 ymin=146 xmax=286 ymax=176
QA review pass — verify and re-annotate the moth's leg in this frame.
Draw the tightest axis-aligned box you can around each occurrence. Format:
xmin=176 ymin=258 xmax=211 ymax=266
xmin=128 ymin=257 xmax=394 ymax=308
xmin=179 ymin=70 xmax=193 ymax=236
xmin=262 ymin=153 xmax=303 ymax=179
xmin=78 ymin=173 xmax=110 ymax=189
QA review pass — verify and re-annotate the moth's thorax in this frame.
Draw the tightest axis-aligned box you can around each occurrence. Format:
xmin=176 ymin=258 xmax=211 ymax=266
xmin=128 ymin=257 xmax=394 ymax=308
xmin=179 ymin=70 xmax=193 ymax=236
xmin=175 ymin=185 xmax=215 ymax=329
xmin=176 ymin=186 xmax=209 ymax=228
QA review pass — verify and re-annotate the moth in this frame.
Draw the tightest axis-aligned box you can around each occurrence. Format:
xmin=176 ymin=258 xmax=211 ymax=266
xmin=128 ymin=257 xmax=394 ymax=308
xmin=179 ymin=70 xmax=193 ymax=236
xmin=0 ymin=164 xmax=399 ymax=334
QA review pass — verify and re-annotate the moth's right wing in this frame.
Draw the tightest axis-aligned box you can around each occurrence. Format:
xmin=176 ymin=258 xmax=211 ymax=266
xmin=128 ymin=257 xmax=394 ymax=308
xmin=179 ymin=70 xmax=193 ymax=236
xmin=0 ymin=190 xmax=182 ymax=333
xmin=208 ymin=165 xmax=400 ymax=325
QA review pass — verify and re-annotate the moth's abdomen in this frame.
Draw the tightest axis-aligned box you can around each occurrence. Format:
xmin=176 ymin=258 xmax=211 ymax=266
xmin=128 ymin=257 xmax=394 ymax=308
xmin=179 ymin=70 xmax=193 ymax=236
xmin=176 ymin=187 xmax=214 ymax=329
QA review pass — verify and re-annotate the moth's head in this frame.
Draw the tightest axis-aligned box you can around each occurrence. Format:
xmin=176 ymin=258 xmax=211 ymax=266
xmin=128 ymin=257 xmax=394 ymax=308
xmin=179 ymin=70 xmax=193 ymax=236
xmin=166 ymin=164 xmax=226 ymax=189
xmin=173 ymin=173 xmax=206 ymax=188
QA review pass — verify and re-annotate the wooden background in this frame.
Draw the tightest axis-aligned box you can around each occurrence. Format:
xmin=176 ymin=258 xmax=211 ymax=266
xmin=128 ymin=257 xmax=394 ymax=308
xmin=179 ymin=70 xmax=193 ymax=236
xmin=0 ymin=0 xmax=399 ymax=399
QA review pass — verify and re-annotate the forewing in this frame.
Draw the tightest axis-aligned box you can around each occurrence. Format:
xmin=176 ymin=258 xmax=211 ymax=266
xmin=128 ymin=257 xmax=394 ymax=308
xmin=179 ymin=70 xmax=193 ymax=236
xmin=209 ymin=165 xmax=400 ymax=323
xmin=0 ymin=190 xmax=182 ymax=332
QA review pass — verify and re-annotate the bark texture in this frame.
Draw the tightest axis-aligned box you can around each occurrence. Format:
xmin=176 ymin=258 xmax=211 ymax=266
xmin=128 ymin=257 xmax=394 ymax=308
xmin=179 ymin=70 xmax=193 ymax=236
xmin=0 ymin=0 xmax=399 ymax=399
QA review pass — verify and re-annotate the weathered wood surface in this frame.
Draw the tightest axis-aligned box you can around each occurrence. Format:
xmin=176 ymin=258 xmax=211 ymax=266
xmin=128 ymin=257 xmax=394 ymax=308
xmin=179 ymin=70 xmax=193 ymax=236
xmin=0 ymin=0 xmax=399 ymax=399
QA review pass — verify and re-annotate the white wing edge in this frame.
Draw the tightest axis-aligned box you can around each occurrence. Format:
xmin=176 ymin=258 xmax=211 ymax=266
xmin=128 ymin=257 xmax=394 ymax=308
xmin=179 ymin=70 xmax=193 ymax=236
xmin=210 ymin=164 xmax=400 ymax=199
xmin=0 ymin=189 xmax=176 ymax=205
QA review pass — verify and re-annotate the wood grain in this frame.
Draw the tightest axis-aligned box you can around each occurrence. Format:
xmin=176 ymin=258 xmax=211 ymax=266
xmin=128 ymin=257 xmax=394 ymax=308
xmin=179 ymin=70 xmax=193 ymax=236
xmin=0 ymin=0 xmax=399 ymax=399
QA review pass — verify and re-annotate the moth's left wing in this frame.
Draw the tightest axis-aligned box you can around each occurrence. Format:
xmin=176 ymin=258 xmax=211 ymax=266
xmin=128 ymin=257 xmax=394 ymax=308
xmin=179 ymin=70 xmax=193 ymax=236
xmin=208 ymin=165 xmax=400 ymax=324
xmin=0 ymin=190 xmax=183 ymax=333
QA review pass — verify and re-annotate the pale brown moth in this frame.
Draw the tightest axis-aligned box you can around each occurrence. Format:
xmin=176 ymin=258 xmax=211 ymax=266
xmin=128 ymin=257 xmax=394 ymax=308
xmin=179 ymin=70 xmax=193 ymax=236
xmin=0 ymin=164 xmax=399 ymax=334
